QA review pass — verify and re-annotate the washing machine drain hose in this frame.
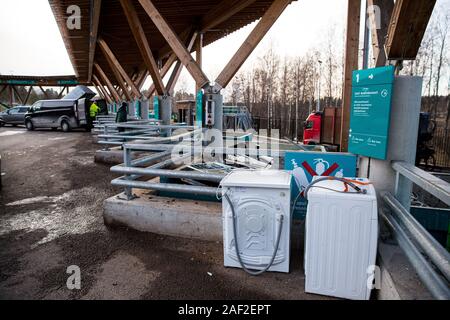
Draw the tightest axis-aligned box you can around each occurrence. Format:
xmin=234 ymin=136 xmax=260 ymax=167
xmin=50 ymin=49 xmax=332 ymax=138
xmin=224 ymin=193 xmax=284 ymax=276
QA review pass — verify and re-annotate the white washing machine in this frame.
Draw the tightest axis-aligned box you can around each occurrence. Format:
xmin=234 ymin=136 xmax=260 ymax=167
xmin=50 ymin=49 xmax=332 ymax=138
xmin=221 ymin=170 xmax=292 ymax=273
xmin=304 ymin=177 xmax=378 ymax=300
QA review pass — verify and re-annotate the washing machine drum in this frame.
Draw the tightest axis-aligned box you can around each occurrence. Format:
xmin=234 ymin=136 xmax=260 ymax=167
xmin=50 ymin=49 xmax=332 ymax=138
xmin=227 ymin=197 xmax=287 ymax=267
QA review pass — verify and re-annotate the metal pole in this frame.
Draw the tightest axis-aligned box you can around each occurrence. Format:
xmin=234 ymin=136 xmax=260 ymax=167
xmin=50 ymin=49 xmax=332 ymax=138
xmin=295 ymin=89 xmax=299 ymax=141
xmin=111 ymin=167 xmax=225 ymax=183
xmin=124 ymin=147 xmax=133 ymax=200
xmin=111 ymin=179 xmax=218 ymax=197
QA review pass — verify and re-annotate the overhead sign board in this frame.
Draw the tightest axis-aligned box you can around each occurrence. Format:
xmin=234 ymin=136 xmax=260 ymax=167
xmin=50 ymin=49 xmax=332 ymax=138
xmin=348 ymin=65 xmax=395 ymax=160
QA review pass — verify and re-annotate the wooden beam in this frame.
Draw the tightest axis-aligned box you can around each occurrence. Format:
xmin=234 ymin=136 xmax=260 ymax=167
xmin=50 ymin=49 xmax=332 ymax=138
xmin=94 ymin=63 xmax=121 ymax=102
xmin=167 ymin=32 xmax=198 ymax=95
xmin=39 ymin=86 xmax=49 ymax=99
xmin=0 ymin=85 xmax=7 ymax=97
xmin=57 ymin=86 xmax=67 ymax=99
xmin=195 ymin=33 xmax=203 ymax=92
xmin=215 ymin=0 xmax=291 ymax=88
xmin=145 ymin=53 xmax=178 ymax=98
xmin=12 ymin=86 xmax=24 ymax=104
xmin=88 ymin=0 xmax=102 ymax=83
xmin=94 ymin=77 xmax=113 ymax=104
xmin=368 ymin=0 xmax=394 ymax=67
xmin=137 ymin=70 xmax=149 ymax=90
xmin=24 ymin=86 xmax=33 ymax=105
xmin=138 ymin=0 xmax=209 ymax=88
xmin=93 ymin=80 xmax=112 ymax=104
xmin=201 ymin=0 xmax=257 ymax=32
xmin=98 ymin=43 xmax=133 ymax=101
xmin=120 ymin=0 xmax=165 ymax=95
xmin=98 ymin=38 xmax=142 ymax=98
xmin=9 ymin=86 xmax=13 ymax=106
xmin=92 ymin=81 xmax=105 ymax=100
xmin=385 ymin=0 xmax=436 ymax=60
xmin=340 ymin=0 xmax=361 ymax=152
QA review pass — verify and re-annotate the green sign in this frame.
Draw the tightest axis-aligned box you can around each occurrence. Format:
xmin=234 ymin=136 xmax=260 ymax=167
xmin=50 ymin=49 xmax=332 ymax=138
xmin=57 ymin=80 xmax=78 ymax=85
xmin=348 ymin=65 xmax=395 ymax=160
xmin=6 ymin=80 xmax=37 ymax=85
xmin=153 ymin=96 xmax=160 ymax=120
xmin=196 ymin=90 xmax=203 ymax=128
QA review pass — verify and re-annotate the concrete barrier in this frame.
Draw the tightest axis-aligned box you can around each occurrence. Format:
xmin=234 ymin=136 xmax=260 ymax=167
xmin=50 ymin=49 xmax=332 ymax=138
xmin=103 ymin=191 xmax=222 ymax=242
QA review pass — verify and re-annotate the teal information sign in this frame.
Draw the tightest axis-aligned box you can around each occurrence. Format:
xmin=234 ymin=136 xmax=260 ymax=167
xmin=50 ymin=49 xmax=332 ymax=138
xmin=153 ymin=96 xmax=160 ymax=120
xmin=196 ymin=90 xmax=203 ymax=128
xmin=348 ymin=65 xmax=395 ymax=160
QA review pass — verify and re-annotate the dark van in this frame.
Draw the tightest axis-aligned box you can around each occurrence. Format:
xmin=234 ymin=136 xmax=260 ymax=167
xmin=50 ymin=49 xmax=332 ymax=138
xmin=25 ymin=98 xmax=90 ymax=132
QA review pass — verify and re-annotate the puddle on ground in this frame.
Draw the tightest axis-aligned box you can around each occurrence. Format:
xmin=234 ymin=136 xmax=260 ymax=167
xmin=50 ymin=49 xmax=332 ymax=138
xmin=48 ymin=137 xmax=67 ymax=141
xmin=0 ymin=131 xmax=25 ymax=137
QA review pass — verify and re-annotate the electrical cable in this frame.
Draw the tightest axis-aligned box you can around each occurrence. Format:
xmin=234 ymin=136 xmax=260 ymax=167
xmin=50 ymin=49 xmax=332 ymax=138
xmin=304 ymin=176 xmax=370 ymax=200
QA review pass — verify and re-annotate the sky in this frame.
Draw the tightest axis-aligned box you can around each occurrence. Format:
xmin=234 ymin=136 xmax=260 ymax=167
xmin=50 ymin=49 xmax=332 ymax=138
xmin=0 ymin=0 xmax=448 ymax=95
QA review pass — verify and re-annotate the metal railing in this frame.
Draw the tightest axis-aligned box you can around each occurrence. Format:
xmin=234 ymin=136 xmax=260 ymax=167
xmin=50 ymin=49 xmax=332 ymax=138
xmin=380 ymin=160 xmax=450 ymax=299
xmin=96 ymin=121 xmax=197 ymax=148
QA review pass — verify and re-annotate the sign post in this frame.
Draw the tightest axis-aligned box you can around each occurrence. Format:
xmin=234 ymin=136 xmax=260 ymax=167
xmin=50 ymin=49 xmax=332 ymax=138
xmin=348 ymin=66 xmax=395 ymax=160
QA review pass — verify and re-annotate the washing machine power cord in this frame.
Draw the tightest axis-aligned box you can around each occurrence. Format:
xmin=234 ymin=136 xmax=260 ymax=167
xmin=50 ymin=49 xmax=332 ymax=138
xmin=224 ymin=193 xmax=284 ymax=276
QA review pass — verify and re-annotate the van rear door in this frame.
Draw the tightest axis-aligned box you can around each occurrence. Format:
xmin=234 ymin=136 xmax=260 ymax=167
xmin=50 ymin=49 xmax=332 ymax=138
xmin=77 ymin=99 xmax=87 ymax=125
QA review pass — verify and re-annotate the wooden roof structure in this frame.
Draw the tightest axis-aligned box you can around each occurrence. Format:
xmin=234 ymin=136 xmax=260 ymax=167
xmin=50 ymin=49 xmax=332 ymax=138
xmin=48 ymin=0 xmax=294 ymax=89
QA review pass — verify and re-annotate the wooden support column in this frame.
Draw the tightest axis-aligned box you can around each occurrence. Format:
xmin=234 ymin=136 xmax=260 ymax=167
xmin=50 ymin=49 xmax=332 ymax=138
xmin=12 ymin=86 xmax=24 ymax=104
xmin=39 ymin=86 xmax=49 ymax=99
xmin=195 ymin=33 xmax=203 ymax=93
xmin=88 ymin=0 xmax=102 ymax=83
xmin=368 ymin=0 xmax=394 ymax=67
xmin=98 ymin=38 xmax=142 ymax=99
xmin=94 ymin=77 xmax=113 ymax=103
xmin=145 ymin=53 xmax=178 ymax=98
xmin=9 ymin=86 xmax=14 ymax=106
xmin=98 ymin=44 xmax=133 ymax=101
xmin=0 ymin=85 xmax=8 ymax=97
xmin=138 ymin=0 xmax=209 ymax=88
xmin=167 ymin=32 xmax=198 ymax=95
xmin=94 ymin=63 xmax=121 ymax=102
xmin=93 ymin=80 xmax=112 ymax=104
xmin=24 ymin=86 xmax=33 ymax=105
xmin=215 ymin=0 xmax=291 ymax=88
xmin=57 ymin=86 xmax=67 ymax=99
xmin=134 ymin=69 xmax=148 ymax=89
xmin=120 ymin=0 xmax=165 ymax=95
xmin=92 ymin=82 xmax=105 ymax=100
xmin=340 ymin=0 xmax=361 ymax=152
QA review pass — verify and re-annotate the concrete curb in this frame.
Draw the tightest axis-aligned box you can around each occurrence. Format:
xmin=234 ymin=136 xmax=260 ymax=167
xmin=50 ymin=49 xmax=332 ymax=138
xmin=103 ymin=192 xmax=222 ymax=242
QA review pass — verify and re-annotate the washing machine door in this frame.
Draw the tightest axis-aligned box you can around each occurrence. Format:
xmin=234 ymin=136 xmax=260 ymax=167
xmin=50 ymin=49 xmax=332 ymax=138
xmin=227 ymin=196 xmax=287 ymax=268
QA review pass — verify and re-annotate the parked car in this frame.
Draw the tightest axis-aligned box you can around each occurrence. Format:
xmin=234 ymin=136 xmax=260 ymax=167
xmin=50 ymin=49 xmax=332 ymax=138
xmin=0 ymin=106 xmax=30 ymax=127
xmin=25 ymin=99 xmax=90 ymax=132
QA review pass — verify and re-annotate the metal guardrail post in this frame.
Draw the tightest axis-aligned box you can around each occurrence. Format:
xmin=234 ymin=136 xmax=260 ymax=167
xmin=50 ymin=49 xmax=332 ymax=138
xmin=395 ymin=172 xmax=412 ymax=212
xmin=103 ymin=124 xmax=110 ymax=151
xmin=124 ymin=146 xmax=133 ymax=200
xmin=392 ymin=161 xmax=450 ymax=206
